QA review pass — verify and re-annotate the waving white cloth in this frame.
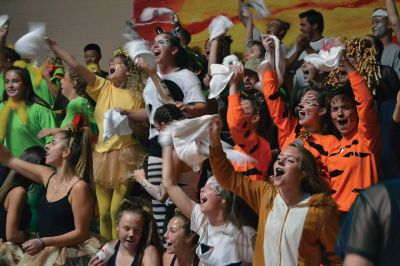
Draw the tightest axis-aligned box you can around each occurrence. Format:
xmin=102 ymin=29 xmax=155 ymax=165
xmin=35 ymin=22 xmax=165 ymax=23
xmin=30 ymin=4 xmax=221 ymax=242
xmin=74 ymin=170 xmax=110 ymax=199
xmin=262 ymin=34 xmax=285 ymax=87
xmin=159 ymin=115 xmax=257 ymax=170
xmin=14 ymin=22 xmax=49 ymax=65
xmin=140 ymin=7 xmax=175 ymax=22
xmin=240 ymin=0 xmax=270 ymax=19
xmin=208 ymin=15 xmax=234 ymax=41
xmin=124 ymin=39 xmax=156 ymax=69
xmin=0 ymin=15 xmax=9 ymax=28
xmin=304 ymin=45 xmax=344 ymax=72
xmin=209 ymin=55 xmax=241 ymax=99
xmin=103 ymin=109 xmax=132 ymax=141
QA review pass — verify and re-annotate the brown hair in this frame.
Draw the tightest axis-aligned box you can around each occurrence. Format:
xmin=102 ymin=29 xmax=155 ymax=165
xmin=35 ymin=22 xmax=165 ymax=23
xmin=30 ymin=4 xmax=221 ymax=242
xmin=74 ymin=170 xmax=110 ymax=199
xmin=117 ymin=198 xmax=163 ymax=265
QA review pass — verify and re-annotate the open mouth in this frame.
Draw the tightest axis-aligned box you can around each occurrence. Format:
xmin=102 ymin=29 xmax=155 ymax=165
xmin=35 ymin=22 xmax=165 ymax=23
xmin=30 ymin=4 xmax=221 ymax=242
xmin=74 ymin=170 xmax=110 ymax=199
xmin=200 ymin=196 xmax=208 ymax=204
xmin=166 ymin=241 xmax=172 ymax=247
xmin=153 ymin=50 xmax=161 ymax=57
xmin=109 ymin=67 xmax=116 ymax=74
xmin=303 ymin=70 xmax=310 ymax=81
xmin=337 ymin=119 xmax=347 ymax=126
xmin=275 ymin=167 xmax=284 ymax=177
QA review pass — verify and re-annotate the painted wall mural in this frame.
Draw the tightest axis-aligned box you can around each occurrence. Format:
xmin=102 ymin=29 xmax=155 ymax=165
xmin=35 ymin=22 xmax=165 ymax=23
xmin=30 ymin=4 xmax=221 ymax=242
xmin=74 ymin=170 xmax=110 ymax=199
xmin=133 ymin=0 xmax=399 ymax=54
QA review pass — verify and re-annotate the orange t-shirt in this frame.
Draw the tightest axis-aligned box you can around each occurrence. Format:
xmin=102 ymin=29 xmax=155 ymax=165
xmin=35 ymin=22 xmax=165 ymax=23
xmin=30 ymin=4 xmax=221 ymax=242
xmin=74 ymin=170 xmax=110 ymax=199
xmin=227 ymin=94 xmax=272 ymax=180
xmin=327 ymin=72 xmax=381 ymax=211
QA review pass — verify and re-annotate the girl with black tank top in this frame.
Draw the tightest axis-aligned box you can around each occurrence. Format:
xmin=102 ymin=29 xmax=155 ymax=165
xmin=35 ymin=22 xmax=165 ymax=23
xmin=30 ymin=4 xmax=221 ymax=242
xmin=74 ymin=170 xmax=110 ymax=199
xmin=163 ymin=211 xmax=200 ymax=266
xmin=89 ymin=199 xmax=163 ymax=266
xmin=0 ymin=125 xmax=100 ymax=265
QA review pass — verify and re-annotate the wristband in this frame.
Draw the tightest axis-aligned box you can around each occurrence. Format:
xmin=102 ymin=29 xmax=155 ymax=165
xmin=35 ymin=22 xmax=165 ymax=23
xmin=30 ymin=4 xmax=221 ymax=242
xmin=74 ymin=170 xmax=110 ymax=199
xmin=38 ymin=238 xmax=45 ymax=249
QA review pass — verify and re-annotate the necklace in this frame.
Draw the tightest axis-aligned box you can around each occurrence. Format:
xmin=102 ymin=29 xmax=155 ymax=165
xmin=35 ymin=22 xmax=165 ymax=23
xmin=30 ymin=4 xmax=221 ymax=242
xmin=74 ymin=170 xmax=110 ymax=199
xmin=53 ymin=178 xmax=71 ymax=195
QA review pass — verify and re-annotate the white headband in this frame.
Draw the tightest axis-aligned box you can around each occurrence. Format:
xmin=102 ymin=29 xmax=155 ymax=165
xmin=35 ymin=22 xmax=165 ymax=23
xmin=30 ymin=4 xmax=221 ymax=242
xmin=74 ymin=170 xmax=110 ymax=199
xmin=372 ymin=9 xmax=388 ymax=18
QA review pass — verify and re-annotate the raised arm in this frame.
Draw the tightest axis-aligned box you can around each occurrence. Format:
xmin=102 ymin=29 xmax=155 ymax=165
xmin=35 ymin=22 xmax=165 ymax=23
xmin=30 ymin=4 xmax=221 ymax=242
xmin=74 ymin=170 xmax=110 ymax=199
xmin=45 ymin=38 xmax=96 ymax=87
xmin=208 ymin=116 xmax=266 ymax=213
xmin=259 ymin=37 xmax=296 ymax=148
xmin=244 ymin=14 xmax=254 ymax=54
xmin=134 ymin=168 xmax=167 ymax=202
xmin=162 ymin=145 xmax=196 ymax=219
xmin=386 ymin=0 xmax=400 ymax=41
xmin=342 ymin=56 xmax=379 ymax=147
xmin=0 ymin=143 xmax=52 ymax=185
xmin=22 ymin=181 xmax=94 ymax=255
xmin=0 ymin=26 xmax=8 ymax=72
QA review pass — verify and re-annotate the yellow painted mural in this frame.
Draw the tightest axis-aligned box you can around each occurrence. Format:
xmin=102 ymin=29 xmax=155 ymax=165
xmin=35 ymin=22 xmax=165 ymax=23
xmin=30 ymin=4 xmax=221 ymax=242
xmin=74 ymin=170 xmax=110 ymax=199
xmin=134 ymin=0 xmax=400 ymax=54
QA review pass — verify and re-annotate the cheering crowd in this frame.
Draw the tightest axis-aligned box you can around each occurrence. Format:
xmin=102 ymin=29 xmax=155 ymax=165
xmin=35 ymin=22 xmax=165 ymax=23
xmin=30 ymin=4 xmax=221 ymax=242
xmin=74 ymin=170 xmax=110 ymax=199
xmin=0 ymin=0 xmax=400 ymax=265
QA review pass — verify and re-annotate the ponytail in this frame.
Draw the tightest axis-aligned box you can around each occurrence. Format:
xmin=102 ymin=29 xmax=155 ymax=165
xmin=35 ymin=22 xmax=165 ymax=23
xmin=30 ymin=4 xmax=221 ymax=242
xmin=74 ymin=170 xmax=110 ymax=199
xmin=60 ymin=126 xmax=93 ymax=185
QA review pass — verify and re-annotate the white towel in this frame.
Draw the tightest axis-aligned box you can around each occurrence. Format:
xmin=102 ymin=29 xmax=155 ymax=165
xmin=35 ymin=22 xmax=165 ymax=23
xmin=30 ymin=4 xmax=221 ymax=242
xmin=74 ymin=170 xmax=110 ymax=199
xmin=240 ymin=1 xmax=270 ymax=19
xmin=304 ymin=44 xmax=344 ymax=72
xmin=161 ymin=115 xmax=257 ymax=169
xmin=140 ymin=7 xmax=175 ymax=22
xmin=14 ymin=22 xmax=49 ymax=66
xmin=103 ymin=109 xmax=132 ymax=141
xmin=209 ymin=55 xmax=241 ymax=99
xmin=208 ymin=15 xmax=234 ymax=41
xmin=248 ymin=0 xmax=270 ymax=19
xmin=0 ymin=15 xmax=9 ymax=28
xmin=261 ymin=34 xmax=285 ymax=87
xmin=124 ymin=39 xmax=156 ymax=69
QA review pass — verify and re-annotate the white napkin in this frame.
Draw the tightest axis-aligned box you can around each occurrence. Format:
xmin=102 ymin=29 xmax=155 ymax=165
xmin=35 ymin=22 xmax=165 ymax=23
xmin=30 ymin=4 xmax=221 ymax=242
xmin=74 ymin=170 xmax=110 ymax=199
xmin=124 ymin=39 xmax=156 ymax=69
xmin=261 ymin=34 xmax=285 ymax=87
xmin=208 ymin=15 xmax=234 ymax=41
xmin=103 ymin=109 xmax=133 ymax=141
xmin=248 ymin=0 xmax=270 ymax=19
xmin=209 ymin=55 xmax=241 ymax=99
xmin=163 ymin=115 xmax=257 ymax=168
xmin=140 ymin=7 xmax=175 ymax=22
xmin=304 ymin=45 xmax=344 ymax=72
xmin=14 ymin=22 xmax=49 ymax=65
xmin=0 ymin=15 xmax=9 ymax=28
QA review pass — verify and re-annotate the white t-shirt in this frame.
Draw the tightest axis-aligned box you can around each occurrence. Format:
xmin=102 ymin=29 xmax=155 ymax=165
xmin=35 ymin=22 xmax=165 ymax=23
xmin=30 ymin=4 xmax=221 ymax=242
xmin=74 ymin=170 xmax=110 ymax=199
xmin=143 ymin=69 xmax=206 ymax=139
xmin=190 ymin=204 xmax=255 ymax=266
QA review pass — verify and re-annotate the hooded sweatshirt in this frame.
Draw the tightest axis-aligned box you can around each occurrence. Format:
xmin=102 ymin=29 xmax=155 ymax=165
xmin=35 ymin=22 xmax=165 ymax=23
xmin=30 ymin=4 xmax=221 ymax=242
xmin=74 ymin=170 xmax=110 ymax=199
xmin=209 ymin=144 xmax=343 ymax=266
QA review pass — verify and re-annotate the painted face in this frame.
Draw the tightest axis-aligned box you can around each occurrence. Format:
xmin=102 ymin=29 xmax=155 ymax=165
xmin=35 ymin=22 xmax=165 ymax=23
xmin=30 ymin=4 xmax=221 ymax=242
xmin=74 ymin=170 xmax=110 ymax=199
xmin=330 ymin=94 xmax=358 ymax=136
xmin=152 ymin=34 xmax=173 ymax=64
xmin=199 ymin=178 xmax=223 ymax=214
xmin=297 ymin=91 xmax=323 ymax=128
xmin=246 ymin=44 xmax=263 ymax=60
xmin=273 ymin=146 xmax=303 ymax=189
xmin=117 ymin=212 xmax=144 ymax=252
xmin=108 ymin=57 xmax=128 ymax=82
xmin=164 ymin=217 xmax=188 ymax=254
xmin=5 ymin=71 xmax=25 ymax=101
xmin=266 ymin=19 xmax=283 ymax=38
xmin=84 ymin=50 xmax=101 ymax=65
xmin=299 ymin=17 xmax=313 ymax=40
xmin=371 ymin=16 xmax=389 ymax=38
xmin=60 ymin=71 xmax=74 ymax=98
xmin=301 ymin=62 xmax=317 ymax=82
xmin=243 ymin=70 xmax=259 ymax=90
xmin=44 ymin=133 xmax=67 ymax=165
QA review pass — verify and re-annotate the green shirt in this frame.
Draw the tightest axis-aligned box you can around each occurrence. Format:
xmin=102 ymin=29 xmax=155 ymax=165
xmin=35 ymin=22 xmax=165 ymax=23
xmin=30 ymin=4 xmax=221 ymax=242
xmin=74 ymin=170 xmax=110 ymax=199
xmin=0 ymin=102 xmax=56 ymax=157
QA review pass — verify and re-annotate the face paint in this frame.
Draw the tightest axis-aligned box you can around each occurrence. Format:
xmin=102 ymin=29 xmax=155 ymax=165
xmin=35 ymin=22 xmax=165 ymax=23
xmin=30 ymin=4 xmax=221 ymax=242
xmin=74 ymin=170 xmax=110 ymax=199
xmin=154 ymin=38 xmax=171 ymax=48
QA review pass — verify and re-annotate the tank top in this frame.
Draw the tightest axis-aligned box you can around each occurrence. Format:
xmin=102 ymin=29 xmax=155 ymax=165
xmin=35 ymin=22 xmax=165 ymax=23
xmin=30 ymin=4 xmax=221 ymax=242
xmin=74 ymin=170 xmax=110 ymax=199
xmin=0 ymin=187 xmax=31 ymax=241
xmin=170 ymin=254 xmax=200 ymax=266
xmin=37 ymin=172 xmax=79 ymax=237
xmin=107 ymin=240 xmax=138 ymax=266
